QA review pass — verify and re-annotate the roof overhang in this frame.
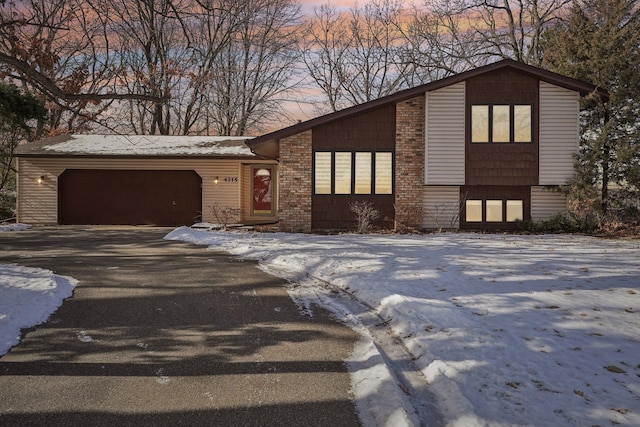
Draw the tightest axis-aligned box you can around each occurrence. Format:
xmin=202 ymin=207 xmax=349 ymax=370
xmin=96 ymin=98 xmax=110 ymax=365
xmin=247 ymin=59 xmax=609 ymax=159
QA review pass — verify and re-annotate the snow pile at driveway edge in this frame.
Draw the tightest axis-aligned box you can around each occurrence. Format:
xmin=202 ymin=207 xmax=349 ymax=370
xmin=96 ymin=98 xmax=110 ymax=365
xmin=165 ymin=226 xmax=432 ymax=426
xmin=0 ymin=223 xmax=31 ymax=232
xmin=166 ymin=226 xmax=640 ymax=427
xmin=0 ymin=264 xmax=77 ymax=356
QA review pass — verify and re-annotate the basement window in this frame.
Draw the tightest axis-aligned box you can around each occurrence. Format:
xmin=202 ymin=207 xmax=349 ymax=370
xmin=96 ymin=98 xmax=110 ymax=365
xmin=466 ymin=199 xmax=524 ymax=223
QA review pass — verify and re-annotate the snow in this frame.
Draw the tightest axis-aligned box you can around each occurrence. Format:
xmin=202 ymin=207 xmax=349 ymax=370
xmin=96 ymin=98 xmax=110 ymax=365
xmin=41 ymin=134 xmax=254 ymax=156
xmin=0 ymin=223 xmax=30 ymax=232
xmin=1 ymin=226 xmax=637 ymax=426
xmin=0 ymin=264 xmax=76 ymax=356
xmin=165 ymin=228 xmax=640 ymax=427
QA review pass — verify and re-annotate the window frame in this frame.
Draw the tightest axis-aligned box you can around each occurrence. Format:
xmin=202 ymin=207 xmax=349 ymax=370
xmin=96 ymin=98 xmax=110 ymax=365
xmin=470 ymin=103 xmax=534 ymax=144
xmin=313 ymin=150 xmax=395 ymax=196
xmin=465 ymin=198 xmax=524 ymax=224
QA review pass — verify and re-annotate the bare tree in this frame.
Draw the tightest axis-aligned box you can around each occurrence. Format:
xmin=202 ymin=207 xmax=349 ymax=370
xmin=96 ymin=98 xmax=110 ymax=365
xmin=104 ymin=0 xmax=196 ymax=135
xmin=2 ymin=0 xmax=301 ymax=136
xmin=207 ymin=0 xmax=302 ymax=135
xmin=0 ymin=0 xmax=163 ymax=134
xmin=421 ymin=0 xmax=571 ymax=66
xmin=302 ymin=0 xmax=409 ymax=111
xmin=172 ymin=0 xmax=243 ymax=135
xmin=300 ymin=4 xmax=351 ymax=113
xmin=340 ymin=0 xmax=408 ymax=104
xmin=399 ymin=3 xmax=486 ymax=85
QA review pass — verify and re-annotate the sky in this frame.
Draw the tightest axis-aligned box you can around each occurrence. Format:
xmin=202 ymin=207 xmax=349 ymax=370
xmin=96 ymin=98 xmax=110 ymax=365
xmin=3 ymin=224 xmax=639 ymax=426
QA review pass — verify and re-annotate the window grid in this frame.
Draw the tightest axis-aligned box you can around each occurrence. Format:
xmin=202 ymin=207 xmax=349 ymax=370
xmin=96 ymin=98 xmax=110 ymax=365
xmin=470 ymin=104 xmax=533 ymax=144
xmin=466 ymin=199 xmax=524 ymax=223
xmin=313 ymin=151 xmax=394 ymax=196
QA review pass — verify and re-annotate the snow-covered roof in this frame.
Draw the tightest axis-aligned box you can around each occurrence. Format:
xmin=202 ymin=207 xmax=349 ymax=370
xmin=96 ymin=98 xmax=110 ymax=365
xmin=16 ymin=134 xmax=257 ymax=158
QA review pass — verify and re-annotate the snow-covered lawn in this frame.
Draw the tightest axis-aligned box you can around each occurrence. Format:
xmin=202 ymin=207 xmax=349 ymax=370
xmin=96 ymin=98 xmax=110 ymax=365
xmin=1 ymin=225 xmax=637 ymax=426
xmin=0 ymin=264 xmax=76 ymax=355
xmin=166 ymin=227 xmax=640 ymax=427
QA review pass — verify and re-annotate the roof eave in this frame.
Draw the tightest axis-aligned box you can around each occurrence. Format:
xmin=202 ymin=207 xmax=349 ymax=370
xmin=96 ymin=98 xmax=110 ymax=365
xmin=247 ymin=59 xmax=609 ymax=154
xmin=15 ymin=152 xmax=267 ymax=160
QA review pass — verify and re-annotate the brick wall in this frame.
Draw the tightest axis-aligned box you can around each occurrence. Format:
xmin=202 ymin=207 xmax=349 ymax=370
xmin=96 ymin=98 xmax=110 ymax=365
xmin=395 ymin=95 xmax=425 ymax=232
xmin=278 ymin=131 xmax=312 ymax=232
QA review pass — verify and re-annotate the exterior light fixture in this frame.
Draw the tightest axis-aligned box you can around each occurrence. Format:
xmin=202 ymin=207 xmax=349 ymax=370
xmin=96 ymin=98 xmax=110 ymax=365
xmin=214 ymin=176 xmax=219 ymax=185
xmin=37 ymin=175 xmax=45 ymax=184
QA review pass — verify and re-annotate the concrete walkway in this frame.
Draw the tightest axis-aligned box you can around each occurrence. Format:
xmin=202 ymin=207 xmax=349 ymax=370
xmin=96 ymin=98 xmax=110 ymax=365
xmin=0 ymin=227 xmax=361 ymax=426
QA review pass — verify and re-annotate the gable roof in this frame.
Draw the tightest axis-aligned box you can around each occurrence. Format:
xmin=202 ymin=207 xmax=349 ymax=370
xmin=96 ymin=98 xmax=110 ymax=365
xmin=16 ymin=134 xmax=260 ymax=159
xmin=248 ymin=59 xmax=609 ymax=159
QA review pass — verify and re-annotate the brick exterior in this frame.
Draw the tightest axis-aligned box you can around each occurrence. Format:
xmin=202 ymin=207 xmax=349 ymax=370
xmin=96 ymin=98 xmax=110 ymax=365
xmin=278 ymin=131 xmax=312 ymax=232
xmin=395 ymin=95 xmax=425 ymax=232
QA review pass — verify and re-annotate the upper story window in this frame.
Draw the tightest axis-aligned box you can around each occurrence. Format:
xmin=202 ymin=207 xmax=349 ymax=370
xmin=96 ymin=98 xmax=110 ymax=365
xmin=314 ymin=151 xmax=393 ymax=195
xmin=471 ymin=104 xmax=533 ymax=144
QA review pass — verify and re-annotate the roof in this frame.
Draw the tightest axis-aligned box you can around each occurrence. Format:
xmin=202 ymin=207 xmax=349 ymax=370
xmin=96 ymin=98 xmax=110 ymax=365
xmin=247 ymin=59 xmax=609 ymax=158
xmin=15 ymin=134 xmax=260 ymax=158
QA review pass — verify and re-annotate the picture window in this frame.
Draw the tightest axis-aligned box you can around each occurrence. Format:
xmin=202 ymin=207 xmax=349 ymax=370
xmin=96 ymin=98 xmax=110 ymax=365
xmin=313 ymin=151 xmax=393 ymax=195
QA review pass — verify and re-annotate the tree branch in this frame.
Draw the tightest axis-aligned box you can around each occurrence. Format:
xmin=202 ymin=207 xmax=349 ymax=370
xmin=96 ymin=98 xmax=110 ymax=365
xmin=0 ymin=52 xmax=167 ymax=103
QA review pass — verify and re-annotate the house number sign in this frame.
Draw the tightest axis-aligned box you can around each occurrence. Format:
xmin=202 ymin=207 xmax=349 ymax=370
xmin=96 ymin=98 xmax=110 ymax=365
xmin=223 ymin=177 xmax=238 ymax=183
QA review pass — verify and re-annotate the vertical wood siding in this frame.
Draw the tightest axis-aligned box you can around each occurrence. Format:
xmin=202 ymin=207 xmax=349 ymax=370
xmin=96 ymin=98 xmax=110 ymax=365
xmin=539 ymin=82 xmax=579 ymax=185
xmin=17 ymin=157 xmax=275 ymax=224
xmin=531 ymin=186 xmax=567 ymax=221
xmin=423 ymin=186 xmax=460 ymax=230
xmin=425 ymin=82 xmax=466 ymax=185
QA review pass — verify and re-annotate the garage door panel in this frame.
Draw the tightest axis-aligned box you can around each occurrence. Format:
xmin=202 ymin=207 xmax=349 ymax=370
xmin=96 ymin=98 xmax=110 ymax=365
xmin=59 ymin=170 xmax=202 ymax=226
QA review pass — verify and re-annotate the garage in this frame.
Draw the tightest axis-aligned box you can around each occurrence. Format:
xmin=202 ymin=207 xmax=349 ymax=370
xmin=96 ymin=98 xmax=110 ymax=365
xmin=15 ymin=134 xmax=278 ymax=226
xmin=59 ymin=169 xmax=202 ymax=226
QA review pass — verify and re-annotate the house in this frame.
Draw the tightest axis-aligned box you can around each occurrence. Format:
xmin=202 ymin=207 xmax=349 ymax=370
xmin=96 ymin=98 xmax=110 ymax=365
xmin=15 ymin=60 xmax=607 ymax=231
xmin=15 ymin=135 xmax=278 ymax=226
xmin=247 ymin=59 xmax=608 ymax=232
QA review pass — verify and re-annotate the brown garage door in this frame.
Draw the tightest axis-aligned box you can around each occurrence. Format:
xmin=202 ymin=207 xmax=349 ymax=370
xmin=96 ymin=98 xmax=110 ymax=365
xmin=59 ymin=169 xmax=202 ymax=226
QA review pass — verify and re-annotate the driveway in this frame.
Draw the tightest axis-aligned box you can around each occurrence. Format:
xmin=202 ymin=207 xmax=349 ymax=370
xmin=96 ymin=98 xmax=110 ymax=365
xmin=0 ymin=227 xmax=361 ymax=426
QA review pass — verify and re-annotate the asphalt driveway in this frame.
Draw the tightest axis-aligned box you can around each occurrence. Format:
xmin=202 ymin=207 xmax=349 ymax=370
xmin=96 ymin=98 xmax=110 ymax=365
xmin=0 ymin=226 xmax=361 ymax=426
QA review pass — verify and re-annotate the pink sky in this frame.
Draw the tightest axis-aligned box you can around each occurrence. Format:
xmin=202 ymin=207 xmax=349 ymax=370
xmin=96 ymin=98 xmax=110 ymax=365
xmin=299 ymin=0 xmax=375 ymax=12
